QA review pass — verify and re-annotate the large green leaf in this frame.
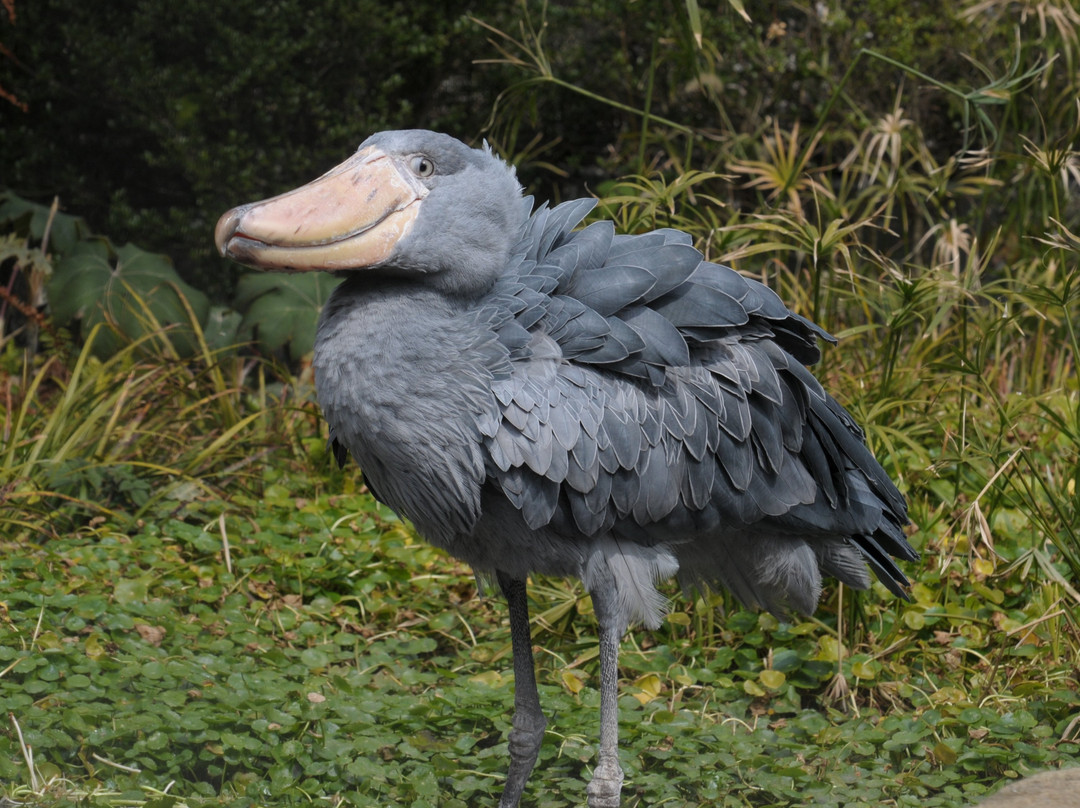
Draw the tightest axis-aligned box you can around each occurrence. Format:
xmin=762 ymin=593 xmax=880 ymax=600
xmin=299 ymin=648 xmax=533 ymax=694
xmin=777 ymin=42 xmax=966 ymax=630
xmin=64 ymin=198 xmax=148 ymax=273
xmin=0 ymin=192 xmax=91 ymax=256
xmin=234 ymin=272 xmax=342 ymax=359
xmin=50 ymin=241 xmax=210 ymax=358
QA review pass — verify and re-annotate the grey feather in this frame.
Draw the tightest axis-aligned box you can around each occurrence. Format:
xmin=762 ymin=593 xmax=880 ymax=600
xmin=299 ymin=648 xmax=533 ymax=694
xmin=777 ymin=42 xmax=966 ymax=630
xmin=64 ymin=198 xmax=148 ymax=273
xmin=583 ymin=538 xmax=679 ymax=630
xmin=568 ymin=265 xmax=659 ymax=316
xmin=621 ymin=305 xmax=691 ymax=369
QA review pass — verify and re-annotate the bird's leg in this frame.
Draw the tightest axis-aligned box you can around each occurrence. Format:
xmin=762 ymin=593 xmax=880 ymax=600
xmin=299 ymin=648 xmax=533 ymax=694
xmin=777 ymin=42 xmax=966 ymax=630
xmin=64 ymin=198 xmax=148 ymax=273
xmin=496 ymin=571 xmax=547 ymax=808
xmin=586 ymin=566 xmax=625 ymax=808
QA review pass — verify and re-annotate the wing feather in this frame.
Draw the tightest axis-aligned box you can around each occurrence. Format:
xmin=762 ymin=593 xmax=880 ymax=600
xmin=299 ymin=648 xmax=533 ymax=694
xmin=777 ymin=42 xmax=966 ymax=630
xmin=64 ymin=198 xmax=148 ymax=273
xmin=468 ymin=198 xmax=913 ymax=613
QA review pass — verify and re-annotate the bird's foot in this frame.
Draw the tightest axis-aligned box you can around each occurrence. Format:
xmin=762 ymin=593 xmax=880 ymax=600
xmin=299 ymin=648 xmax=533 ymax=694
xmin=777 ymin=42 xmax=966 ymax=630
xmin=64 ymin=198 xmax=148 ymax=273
xmin=586 ymin=753 xmax=624 ymax=808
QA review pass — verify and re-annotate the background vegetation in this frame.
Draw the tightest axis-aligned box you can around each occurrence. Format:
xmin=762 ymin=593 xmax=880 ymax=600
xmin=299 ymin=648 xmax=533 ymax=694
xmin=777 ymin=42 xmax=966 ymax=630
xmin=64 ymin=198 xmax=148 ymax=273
xmin=1 ymin=0 xmax=1079 ymax=805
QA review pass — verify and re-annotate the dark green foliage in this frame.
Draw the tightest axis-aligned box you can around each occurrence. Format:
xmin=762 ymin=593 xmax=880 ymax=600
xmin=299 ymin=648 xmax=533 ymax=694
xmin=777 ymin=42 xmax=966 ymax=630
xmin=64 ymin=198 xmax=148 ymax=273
xmin=477 ymin=1 xmax=976 ymax=189
xmin=0 ymin=496 xmax=1076 ymax=806
xmin=234 ymin=272 xmax=342 ymax=361
xmin=0 ymin=0 xmax=510 ymax=298
xmin=1 ymin=0 xmax=1060 ymax=301
xmin=50 ymin=240 xmax=210 ymax=358
xmin=2 ymin=189 xmax=325 ymax=359
xmin=0 ymin=192 xmax=91 ymax=257
xmin=43 ymin=458 xmax=153 ymax=511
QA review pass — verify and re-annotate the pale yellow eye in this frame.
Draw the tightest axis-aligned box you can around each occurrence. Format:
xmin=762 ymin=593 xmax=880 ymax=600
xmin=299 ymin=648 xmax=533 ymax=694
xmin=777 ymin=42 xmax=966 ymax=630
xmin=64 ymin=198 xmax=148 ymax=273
xmin=410 ymin=155 xmax=435 ymax=177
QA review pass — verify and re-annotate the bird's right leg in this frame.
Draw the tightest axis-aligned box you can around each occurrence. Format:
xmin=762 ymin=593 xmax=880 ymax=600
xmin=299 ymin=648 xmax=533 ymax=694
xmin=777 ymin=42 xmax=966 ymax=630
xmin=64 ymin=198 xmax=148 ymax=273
xmin=585 ymin=564 xmax=625 ymax=808
xmin=497 ymin=571 xmax=547 ymax=808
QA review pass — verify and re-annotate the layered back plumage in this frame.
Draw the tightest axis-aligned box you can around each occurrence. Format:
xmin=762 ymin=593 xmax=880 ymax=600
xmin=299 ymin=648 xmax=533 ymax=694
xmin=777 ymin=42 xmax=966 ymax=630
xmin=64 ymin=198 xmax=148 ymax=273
xmin=468 ymin=197 xmax=913 ymax=617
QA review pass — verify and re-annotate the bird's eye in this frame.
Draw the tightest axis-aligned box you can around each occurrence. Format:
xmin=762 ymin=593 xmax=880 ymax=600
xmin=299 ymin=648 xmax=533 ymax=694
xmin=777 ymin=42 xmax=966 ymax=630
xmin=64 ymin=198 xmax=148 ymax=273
xmin=410 ymin=155 xmax=436 ymax=178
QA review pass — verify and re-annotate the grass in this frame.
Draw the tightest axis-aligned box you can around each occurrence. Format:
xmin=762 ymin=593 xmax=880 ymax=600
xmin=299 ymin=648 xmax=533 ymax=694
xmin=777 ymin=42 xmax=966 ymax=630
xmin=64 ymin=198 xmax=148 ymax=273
xmin=2 ymin=7 xmax=1080 ymax=806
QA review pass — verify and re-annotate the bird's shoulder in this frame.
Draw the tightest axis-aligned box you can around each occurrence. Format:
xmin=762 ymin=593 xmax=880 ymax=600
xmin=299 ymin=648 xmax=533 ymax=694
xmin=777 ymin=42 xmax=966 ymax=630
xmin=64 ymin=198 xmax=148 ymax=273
xmin=473 ymin=198 xmax=832 ymax=387
xmin=466 ymin=200 xmax=906 ymax=547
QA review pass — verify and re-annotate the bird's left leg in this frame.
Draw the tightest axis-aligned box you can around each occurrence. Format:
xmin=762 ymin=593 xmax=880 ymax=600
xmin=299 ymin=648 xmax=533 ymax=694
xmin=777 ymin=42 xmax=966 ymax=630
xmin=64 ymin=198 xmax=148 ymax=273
xmin=585 ymin=564 xmax=625 ymax=808
xmin=497 ymin=571 xmax=547 ymax=808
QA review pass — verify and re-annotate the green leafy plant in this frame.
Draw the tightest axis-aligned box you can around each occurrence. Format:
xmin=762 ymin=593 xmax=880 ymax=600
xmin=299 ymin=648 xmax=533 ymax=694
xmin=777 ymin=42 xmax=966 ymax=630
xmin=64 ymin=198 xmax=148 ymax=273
xmin=0 ymin=191 xmax=89 ymax=257
xmin=0 ymin=193 xmax=88 ymax=354
xmin=49 ymin=240 xmax=213 ymax=359
xmin=1 ymin=191 xmax=342 ymax=362
xmin=0 ymin=231 xmax=52 ymax=352
xmin=0 ymin=314 xmax=291 ymax=538
xmin=234 ymin=272 xmax=342 ymax=361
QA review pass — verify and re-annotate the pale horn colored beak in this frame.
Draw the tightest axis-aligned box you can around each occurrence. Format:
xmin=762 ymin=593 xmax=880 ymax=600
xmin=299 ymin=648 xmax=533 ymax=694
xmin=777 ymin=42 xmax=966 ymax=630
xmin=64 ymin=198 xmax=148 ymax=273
xmin=215 ymin=147 xmax=428 ymax=271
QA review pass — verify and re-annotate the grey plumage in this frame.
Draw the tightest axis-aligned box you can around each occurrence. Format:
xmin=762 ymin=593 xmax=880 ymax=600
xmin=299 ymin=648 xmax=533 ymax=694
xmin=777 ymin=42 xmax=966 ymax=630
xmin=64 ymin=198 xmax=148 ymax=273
xmin=215 ymin=129 xmax=918 ymax=808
